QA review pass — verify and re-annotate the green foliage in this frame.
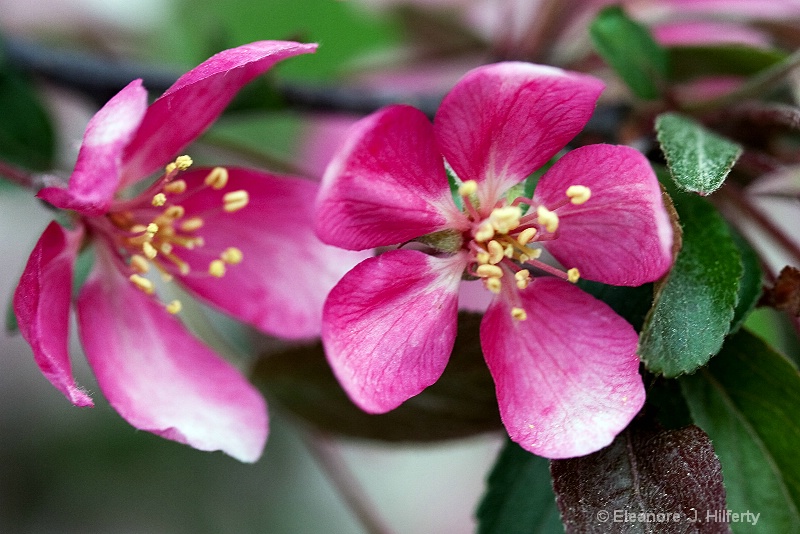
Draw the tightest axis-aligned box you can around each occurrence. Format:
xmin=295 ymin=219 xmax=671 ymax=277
xmin=0 ymin=66 xmax=55 ymax=171
xmin=476 ymin=441 xmax=563 ymax=534
xmin=168 ymin=0 xmax=402 ymax=81
xmin=253 ymin=313 xmax=501 ymax=441
xmin=638 ymin=178 xmax=742 ymax=377
xmin=681 ymin=329 xmax=800 ymax=533
xmin=589 ymin=6 xmax=668 ymax=100
xmin=668 ymin=45 xmax=787 ymax=82
xmin=656 ymin=113 xmax=742 ymax=196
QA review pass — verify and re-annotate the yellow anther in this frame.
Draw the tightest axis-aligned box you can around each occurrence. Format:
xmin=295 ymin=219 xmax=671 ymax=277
xmin=485 ymin=277 xmax=502 ymax=294
xmin=146 ymin=223 xmax=159 ymax=235
xmin=164 ymin=205 xmax=185 ymax=219
xmin=223 ymin=190 xmax=249 ymax=212
xmin=567 ymin=268 xmax=580 ymax=283
xmin=515 ymin=270 xmax=531 ymax=289
xmin=477 ymin=264 xmax=504 ymax=279
xmin=152 ymin=193 xmax=167 ymax=207
xmin=489 ymin=206 xmax=522 ymax=234
xmin=458 ymin=180 xmax=478 ymax=196
xmin=566 ymin=185 xmax=591 ymax=205
xmin=209 ymin=259 xmax=226 ymax=278
xmin=221 ymin=247 xmax=243 ymax=265
xmin=511 ymin=307 xmax=527 ymax=321
xmin=166 ymin=300 xmax=182 ymax=315
xmin=180 ymin=217 xmax=204 ymax=232
xmin=165 ymin=162 xmax=176 ymax=174
xmin=160 ymin=242 xmax=174 ymax=255
xmin=523 ymin=247 xmax=542 ymax=260
xmin=517 ymin=227 xmax=537 ymax=246
xmin=205 ymin=167 xmax=229 ymax=190
xmin=129 ymin=224 xmax=148 ymax=234
xmin=164 ymin=179 xmax=187 ymax=194
xmin=487 ymin=240 xmax=505 ymax=264
xmin=504 ymin=245 xmax=514 ymax=258
xmin=130 ymin=254 xmax=150 ymax=274
xmin=129 ymin=274 xmax=154 ymax=294
xmin=474 ymin=221 xmax=495 ymax=242
xmin=142 ymin=241 xmax=158 ymax=260
xmin=174 ymin=155 xmax=193 ymax=171
xmin=476 ymin=252 xmax=490 ymax=265
xmin=536 ymin=206 xmax=559 ymax=233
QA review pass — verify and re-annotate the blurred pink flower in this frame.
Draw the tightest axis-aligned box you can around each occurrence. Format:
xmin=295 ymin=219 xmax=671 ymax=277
xmin=14 ymin=41 xmax=364 ymax=462
xmin=315 ymin=62 xmax=673 ymax=458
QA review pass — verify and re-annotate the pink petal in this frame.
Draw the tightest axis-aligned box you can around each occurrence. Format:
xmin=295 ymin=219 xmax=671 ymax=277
xmin=13 ymin=222 xmax=93 ymax=407
xmin=535 ymin=144 xmax=673 ymax=286
xmin=480 ymin=278 xmax=645 ymax=458
xmin=322 ymin=250 xmax=467 ymax=413
xmin=434 ymin=62 xmax=604 ymax=206
xmin=38 ymin=80 xmax=148 ymax=215
xmin=654 ymin=0 xmax=800 ymax=19
xmin=652 ymin=21 xmax=772 ymax=47
xmin=120 ymin=41 xmax=317 ymax=187
xmin=170 ymin=167 xmax=368 ymax=339
xmin=76 ymin=245 xmax=267 ymax=462
xmin=316 ymin=105 xmax=465 ymax=250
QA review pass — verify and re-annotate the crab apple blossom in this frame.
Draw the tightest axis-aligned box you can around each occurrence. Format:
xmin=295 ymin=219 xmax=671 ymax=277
xmin=14 ymin=41 xmax=365 ymax=462
xmin=315 ymin=62 xmax=674 ymax=458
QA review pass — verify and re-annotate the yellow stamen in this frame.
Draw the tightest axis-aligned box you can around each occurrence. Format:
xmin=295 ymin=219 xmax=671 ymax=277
xmin=205 ymin=167 xmax=229 ymax=190
xmin=567 ymin=268 xmax=580 ymax=283
xmin=160 ymin=242 xmax=174 ymax=255
xmin=536 ymin=206 xmax=559 ymax=233
xmin=515 ymin=270 xmax=531 ymax=289
xmin=129 ymin=274 xmax=154 ymax=294
xmin=223 ymin=190 xmax=249 ymax=212
xmin=566 ymin=185 xmax=591 ymax=205
xmin=485 ymin=277 xmax=502 ymax=294
xmin=209 ymin=259 xmax=226 ymax=278
xmin=511 ymin=307 xmax=527 ymax=321
xmin=130 ymin=254 xmax=149 ymax=274
xmin=146 ymin=223 xmax=159 ymax=235
xmin=142 ymin=241 xmax=157 ymax=260
xmin=152 ymin=193 xmax=167 ymax=207
xmin=166 ymin=300 xmax=182 ymax=314
xmin=165 ymin=162 xmax=176 ymax=174
xmin=164 ymin=179 xmax=187 ymax=194
xmin=174 ymin=155 xmax=193 ymax=171
xmin=221 ymin=247 xmax=243 ymax=265
xmin=489 ymin=206 xmax=522 ymax=234
xmin=180 ymin=217 xmax=204 ymax=232
xmin=476 ymin=264 xmax=503 ymax=278
xmin=487 ymin=240 xmax=504 ymax=264
xmin=458 ymin=180 xmax=478 ymax=196
xmin=476 ymin=252 xmax=490 ymax=265
xmin=474 ymin=221 xmax=495 ymax=242
xmin=163 ymin=205 xmax=185 ymax=219
xmin=504 ymin=245 xmax=514 ymax=258
xmin=517 ymin=227 xmax=537 ymax=246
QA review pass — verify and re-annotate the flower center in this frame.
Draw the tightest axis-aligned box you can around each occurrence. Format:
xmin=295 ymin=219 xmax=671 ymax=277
xmin=458 ymin=180 xmax=590 ymax=321
xmin=103 ymin=156 xmax=249 ymax=314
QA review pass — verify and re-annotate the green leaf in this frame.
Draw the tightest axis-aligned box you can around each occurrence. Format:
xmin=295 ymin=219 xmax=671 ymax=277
xmin=638 ymin=178 xmax=742 ymax=377
xmin=0 ymin=67 xmax=55 ymax=171
xmin=589 ymin=6 xmax=668 ymax=100
xmin=680 ymin=329 xmax=800 ymax=533
xmin=656 ymin=113 xmax=742 ymax=196
xmin=668 ymin=45 xmax=787 ymax=82
xmin=551 ymin=417 xmax=728 ymax=533
xmin=252 ymin=313 xmax=501 ymax=441
xmin=476 ymin=440 xmax=563 ymax=534
xmin=729 ymin=228 xmax=762 ymax=333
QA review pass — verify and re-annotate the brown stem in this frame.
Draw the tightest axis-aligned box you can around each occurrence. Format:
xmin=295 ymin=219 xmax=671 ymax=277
xmin=303 ymin=431 xmax=395 ymax=534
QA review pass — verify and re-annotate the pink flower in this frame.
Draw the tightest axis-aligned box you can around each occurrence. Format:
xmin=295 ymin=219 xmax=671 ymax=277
xmin=13 ymin=41 xmax=364 ymax=462
xmin=315 ymin=62 xmax=674 ymax=458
